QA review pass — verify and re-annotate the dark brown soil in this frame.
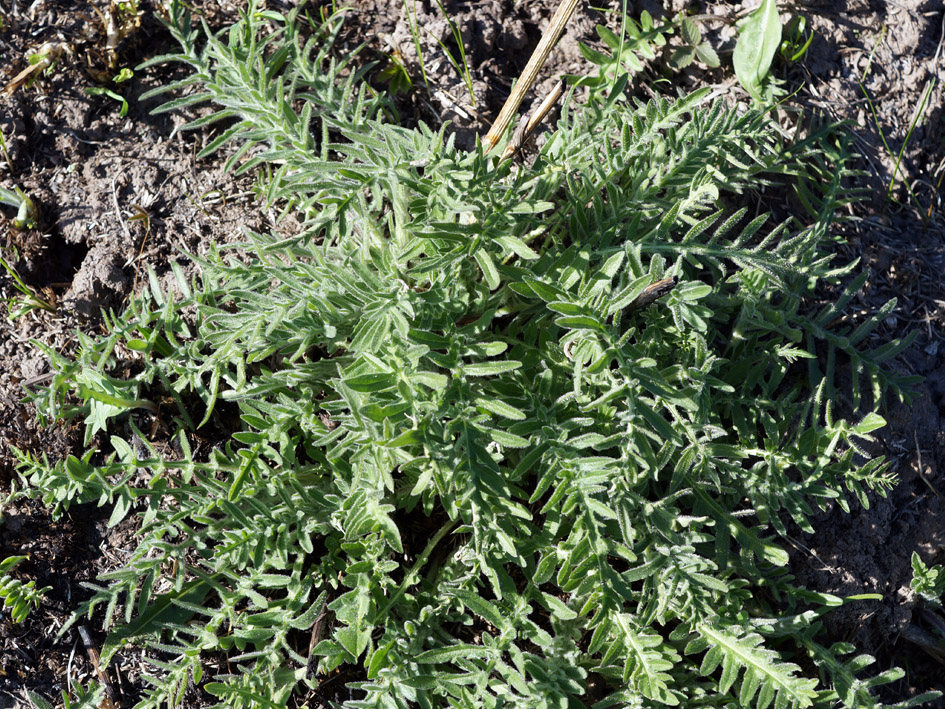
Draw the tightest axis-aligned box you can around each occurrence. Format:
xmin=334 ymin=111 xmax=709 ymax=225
xmin=1 ymin=0 xmax=944 ymax=706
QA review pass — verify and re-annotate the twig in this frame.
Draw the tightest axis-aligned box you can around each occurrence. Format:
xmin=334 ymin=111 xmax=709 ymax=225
xmin=18 ymin=371 xmax=56 ymax=391
xmin=500 ymin=79 xmax=565 ymax=160
xmin=935 ymin=8 xmax=945 ymax=64
xmin=111 ymin=172 xmax=132 ymax=242
xmin=899 ymin=621 xmax=945 ymax=665
xmin=915 ymin=431 xmax=943 ymax=502
xmin=305 ymin=593 xmax=330 ymax=678
xmin=627 ymin=276 xmax=678 ymax=310
xmin=483 ymin=0 xmax=580 ymax=152
xmin=77 ymin=625 xmax=119 ymax=708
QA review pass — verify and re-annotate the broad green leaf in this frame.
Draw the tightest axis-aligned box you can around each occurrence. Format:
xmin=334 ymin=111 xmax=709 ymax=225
xmin=462 ymin=361 xmax=522 ymax=377
xmin=733 ymin=0 xmax=782 ymax=101
xmin=346 ymin=372 xmax=397 ymax=392
xmin=361 ymin=402 xmax=411 ymax=421
xmin=336 ymin=625 xmax=371 ymax=659
xmin=412 ymin=371 xmax=449 ymax=390
xmin=415 ymin=643 xmax=496 ymax=664
xmin=454 ymin=589 xmax=507 ymax=630
xmin=542 ymin=592 xmax=577 ymax=620
xmin=853 ymin=412 xmax=886 ymax=435
xmin=675 ymin=281 xmax=713 ymax=301
xmin=680 ymin=18 xmax=702 ymax=46
xmin=487 ymin=428 xmax=530 ymax=448
xmin=696 ymin=43 xmax=721 ymax=67
xmin=496 ymin=234 xmax=539 ymax=259
xmin=475 ymin=397 xmax=527 ymax=420
xmin=475 ymin=249 xmax=500 ymax=290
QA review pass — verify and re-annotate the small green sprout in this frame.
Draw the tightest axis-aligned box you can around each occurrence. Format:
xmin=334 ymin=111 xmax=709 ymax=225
xmin=84 ymin=69 xmax=133 ymax=117
xmin=0 ymin=185 xmax=38 ymax=230
xmin=0 ymin=128 xmax=13 ymax=170
xmin=28 ymin=45 xmax=63 ymax=77
xmin=911 ymin=551 xmax=945 ymax=606
xmin=733 ymin=0 xmax=782 ymax=101
xmin=669 ymin=17 xmax=721 ymax=69
xmin=2 ymin=41 xmax=71 ymax=95
xmin=780 ymin=14 xmax=814 ymax=62
xmin=0 ymin=255 xmax=57 ymax=319
xmin=0 ymin=556 xmax=51 ymax=624
xmin=378 ymin=49 xmax=413 ymax=94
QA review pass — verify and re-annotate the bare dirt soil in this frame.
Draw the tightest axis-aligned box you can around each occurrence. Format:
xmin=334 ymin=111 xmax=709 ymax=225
xmin=1 ymin=0 xmax=944 ymax=706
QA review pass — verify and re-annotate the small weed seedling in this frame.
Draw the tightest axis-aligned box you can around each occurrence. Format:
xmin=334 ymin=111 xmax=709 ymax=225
xmin=0 ymin=128 xmax=13 ymax=170
xmin=733 ymin=0 xmax=783 ymax=101
xmin=398 ymin=0 xmax=475 ymax=106
xmin=780 ymin=13 xmax=814 ymax=63
xmin=0 ymin=185 xmax=38 ymax=230
xmin=2 ymin=41 xmax=72 ymax=96
xmin=858 ymin=28 xmax=938 ymax=217
xmin=668 ymin=16 xmax=721 ymax=70
xmin=0 ymin=556 xmax=50 ymax=624
xmin=0 ymin=256 xmax=57 ymax=320
xmin=377 ymin=46 xmax=413 ymax=95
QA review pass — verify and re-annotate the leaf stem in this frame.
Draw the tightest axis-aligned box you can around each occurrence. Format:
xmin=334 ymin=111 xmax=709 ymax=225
xmin=379 ymin=518 xmax=458 ymax=620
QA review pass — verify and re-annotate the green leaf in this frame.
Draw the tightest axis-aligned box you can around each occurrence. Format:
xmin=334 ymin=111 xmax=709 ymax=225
xmin=555 ymin=315 xmax=602 ymax=330
xmin=336 ymin=625 xmax=371 ymax=659
xmin=534 ymin=552 xmax=558 ymax=585
xmin=487 ymin=428 xmax=530 ymax=448
xmin=509 ymin=200 xmax=554 ymax=214
xmin=680 ymin=18 xmax=702 ymax=46
xmin=100 ymin=579 xmax=212 ymax=664
xmin=367 ymin=640 xmax=394 ymax=679
xmin=25 ymin=692 xmax=55 ymax=709
xmin=696 ymin=43 xmax=721 ymax=67
xmin=386 ymin=429 xmax=423 ymax=447
xmin=475 ymin=249 xmax=501 ymax=290
xmin=475 ymin=397 xmax=527 ymax=420
xmin=669 ymin=46 xmax=696 ymax=70
xmin=0 ymin=556 xmax=26 ymax=574
xmin=522 ymin=276 xmax=564 ymax=302
xmin=346 ymin=372 xmax=397 ymax=392
xmin=496 ymin=235 xmax=539 ymax=259
xmin=693 ymin=623 xmax=818 ymax=707
xmin=675 ymin=281 xmax=713 ymax=301
xmin=454 ymin=589 xmax=507 ymax=629
xmin=415 ymin=643 xmax=496 ymax=664
xmin=412 ymin=371 xmax=449 ymax=390
xmin=107 ymin=489 xmax=134 ymax=528
xmin=376 ymin=514 xmax=404 ymax=553
xmin=542 ymin=592 xmax=577 ymax=620
xmin=462 ymin=361 xmax=522 ymax=377
xmin=853 ymin=412 xmax=886 ymax=435
xmin=567 ymin=433 xmax=605 ymax=450
xmin=733 ymin=0 xmax=782 ymax=101
xmin=361 ymin=402 xmax=411 ymax=421
xmin=547 ymin=301 xmax=587 ymax=317
xmin=606 ymin=275 xmax=652 ymax=315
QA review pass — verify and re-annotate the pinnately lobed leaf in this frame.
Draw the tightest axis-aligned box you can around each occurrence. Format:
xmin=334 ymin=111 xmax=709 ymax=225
xmin=14 ymin=2 xmax=935 ymax=708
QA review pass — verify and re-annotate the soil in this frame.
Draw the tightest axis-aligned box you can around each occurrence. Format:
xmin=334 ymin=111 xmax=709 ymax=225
xmin=0 ymin=0 xmax=943 ymax=706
